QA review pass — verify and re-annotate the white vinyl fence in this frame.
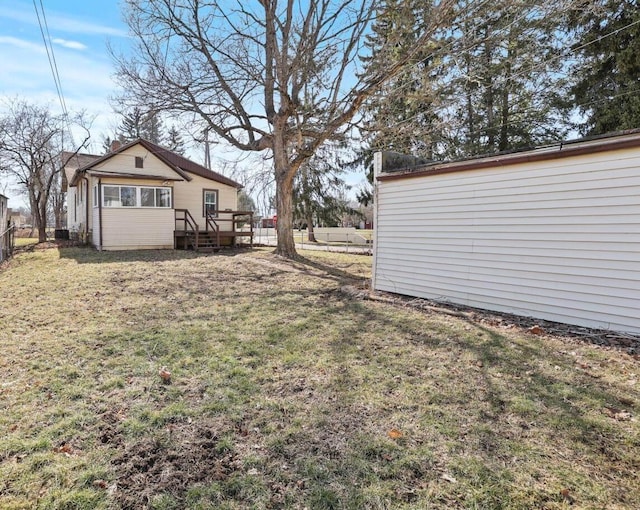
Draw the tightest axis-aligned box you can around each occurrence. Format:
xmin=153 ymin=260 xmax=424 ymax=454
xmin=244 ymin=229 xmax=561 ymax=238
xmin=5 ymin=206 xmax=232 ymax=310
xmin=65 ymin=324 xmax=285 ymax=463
xmin=254 ymin=228 xmax=373 ymax=254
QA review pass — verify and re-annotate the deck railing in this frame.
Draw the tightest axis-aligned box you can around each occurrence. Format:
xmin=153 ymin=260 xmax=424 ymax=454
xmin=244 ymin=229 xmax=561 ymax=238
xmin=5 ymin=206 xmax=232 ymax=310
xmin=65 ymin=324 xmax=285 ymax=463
xmin=205 ymin=213 xmax=221 ymax=248
xmin=175 ymin=209 xmax=255 ymax=250
xmin=174 ymin=209 xmax=199 ymax=250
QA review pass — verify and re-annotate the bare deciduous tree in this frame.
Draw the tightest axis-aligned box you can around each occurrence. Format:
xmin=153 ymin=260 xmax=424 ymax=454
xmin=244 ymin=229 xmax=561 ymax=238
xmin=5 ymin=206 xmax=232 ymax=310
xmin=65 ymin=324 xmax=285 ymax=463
xmin=112 ymin=0 xmax=454 ymax=258
xmin=0 ymin=99 xmax=90 ymax=242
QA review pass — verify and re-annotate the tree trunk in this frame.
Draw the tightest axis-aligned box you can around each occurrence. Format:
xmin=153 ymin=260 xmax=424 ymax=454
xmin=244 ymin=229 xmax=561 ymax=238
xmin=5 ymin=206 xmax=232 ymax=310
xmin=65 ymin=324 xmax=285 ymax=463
xmin=36 ymin=201 xmax=47 ymax=243
xmin=306 ymin=213 xmax=316 ymax=242
xmin=272 ymin=131 xmax=297 ymax=257
xmin=484 ymin=36 xmax=495 ymax=151
xmin=274 ymin=172 xmax=296 ymax=257
xmin=499 ymin=34 xmax=513 ymax=152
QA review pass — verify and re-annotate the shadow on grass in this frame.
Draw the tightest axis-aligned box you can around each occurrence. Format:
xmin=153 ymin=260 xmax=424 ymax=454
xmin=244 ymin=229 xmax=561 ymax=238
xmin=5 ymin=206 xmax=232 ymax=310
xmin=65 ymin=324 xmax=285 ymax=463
xmin=292 ymin=254 xmax=369 ymax=284
xmin=294 ymin=299 xmax=639 ymax=508
xmin=12 ymin=245 xmax=636 ymax=508
xmin=57 ymin=245 xmax=257 ymax=264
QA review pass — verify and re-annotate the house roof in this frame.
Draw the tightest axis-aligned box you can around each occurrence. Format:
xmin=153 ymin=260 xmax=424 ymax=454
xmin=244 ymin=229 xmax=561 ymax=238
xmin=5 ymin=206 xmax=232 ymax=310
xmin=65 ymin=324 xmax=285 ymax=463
xmin=377 ymin=129 xmax=640 ymax=182
xmin=69 ymin=138 xmax=243 ymax=189
xmin=61 ymin=151 xmax=102 ymax=169
xmin=61 ymin=151 xmax=102 ymax=190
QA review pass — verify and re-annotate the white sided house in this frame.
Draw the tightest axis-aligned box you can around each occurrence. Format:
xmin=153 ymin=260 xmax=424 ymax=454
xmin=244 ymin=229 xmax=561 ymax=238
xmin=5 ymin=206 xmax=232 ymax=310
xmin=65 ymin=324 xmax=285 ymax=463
xmin=0 ymin=194 xmax=7 ymax=229
xmin=373 ymin=131 xmax=640 ymax=334
xmin=64 ymin=139 xmax=251 ymax=251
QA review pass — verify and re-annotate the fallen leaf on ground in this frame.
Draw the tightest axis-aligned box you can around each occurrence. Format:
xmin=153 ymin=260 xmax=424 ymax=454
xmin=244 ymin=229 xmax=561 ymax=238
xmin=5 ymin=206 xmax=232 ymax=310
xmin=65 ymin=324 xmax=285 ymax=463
xmin=560 ymin=488 xmax=575 ymax=503
xmin=387 ymin=428 xmax=403 ymax=439
xmin=159 ymin=367 xmax=172 ymax=383
xmin=54 ymin=443 xmax=74 ymax=455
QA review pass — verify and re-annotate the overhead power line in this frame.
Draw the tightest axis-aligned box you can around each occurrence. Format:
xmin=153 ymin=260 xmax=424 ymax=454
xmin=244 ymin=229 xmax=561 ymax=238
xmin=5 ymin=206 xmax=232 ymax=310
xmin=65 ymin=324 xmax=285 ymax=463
xmin=33 ymin=0 xmax=67 ymax=117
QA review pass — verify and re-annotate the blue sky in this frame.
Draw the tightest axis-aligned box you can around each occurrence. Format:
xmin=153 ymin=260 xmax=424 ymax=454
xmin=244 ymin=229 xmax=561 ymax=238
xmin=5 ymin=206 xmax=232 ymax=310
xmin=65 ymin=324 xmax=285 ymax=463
xmin=0 ymin=1 xmax=366 ymax=211
xmin=0 ymin=0 xmax=129 ymax=206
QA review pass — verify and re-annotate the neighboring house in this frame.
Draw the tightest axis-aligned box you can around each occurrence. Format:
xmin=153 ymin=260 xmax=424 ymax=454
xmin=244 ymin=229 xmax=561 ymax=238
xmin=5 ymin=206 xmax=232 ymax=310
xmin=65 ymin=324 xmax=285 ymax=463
xmin=8 ymin=210 xmax=27 ymax=228
xmin=64 ymin=139 xmax=251 ymax=251
xmin=1 ymin=194 xmax=14 ymax=262
xmin=0 ymin=194 xmax=7 ymax=229
xmin=373 ymin=130 xmax=640 ymax=334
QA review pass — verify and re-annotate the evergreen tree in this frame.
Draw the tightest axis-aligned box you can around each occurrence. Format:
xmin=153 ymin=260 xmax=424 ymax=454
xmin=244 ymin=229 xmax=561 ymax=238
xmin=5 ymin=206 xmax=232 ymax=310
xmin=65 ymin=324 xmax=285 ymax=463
xmin=238 ymin=190 xmax=256 ymax=212
xmin=117 ymin=107 xmax=165 ymax=144
xmin=355 ymin=0 xmax=444 ymax=206
xmin=166 ymin=125 xmax=186 ymax=155
xmin=570 ymin=0 xmax=640 ymax=135
xmin=293 ymin=144 xmax=353 ymax=242
xmin=362 ymin=0 xmax=576 ymax=164
xmin=360 ymin=0 xmax=444 ymax=160
xmin=442 ymin=0 xmax=571 ymax=157
xmin=118 ymin=106 xmax=145 ymax=141
xmin=141 ymin=112 xmax=165 ymax=145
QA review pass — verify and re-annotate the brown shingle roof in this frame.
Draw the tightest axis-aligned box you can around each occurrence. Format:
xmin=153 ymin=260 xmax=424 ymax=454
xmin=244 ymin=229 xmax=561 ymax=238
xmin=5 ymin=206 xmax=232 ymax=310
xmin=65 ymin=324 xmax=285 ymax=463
xmin=71 ymin=139 xmax=243 ymax=189
xmin=61 ymin=151 xmax=101 ymax=169
xmin=138 ymin=139 xmax=243 ymax=189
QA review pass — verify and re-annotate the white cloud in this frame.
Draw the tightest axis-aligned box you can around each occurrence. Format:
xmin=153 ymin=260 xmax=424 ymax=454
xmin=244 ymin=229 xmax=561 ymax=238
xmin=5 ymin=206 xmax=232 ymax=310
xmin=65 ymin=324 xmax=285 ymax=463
xmin=0 ymin=35 xmax=45 ymax=53
xmin=0 ymin=33 xmax=119 ymax=141
xmin=0 ymin=5 xmax=127 ymax=38
xmin=52 ymin=38 xmax=87 ymax=50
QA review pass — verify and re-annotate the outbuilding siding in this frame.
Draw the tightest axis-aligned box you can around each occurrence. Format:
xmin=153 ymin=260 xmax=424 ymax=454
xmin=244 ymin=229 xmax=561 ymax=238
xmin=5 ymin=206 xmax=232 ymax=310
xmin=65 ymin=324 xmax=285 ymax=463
xmin=374 ymin=142 xmax=640 ymax=334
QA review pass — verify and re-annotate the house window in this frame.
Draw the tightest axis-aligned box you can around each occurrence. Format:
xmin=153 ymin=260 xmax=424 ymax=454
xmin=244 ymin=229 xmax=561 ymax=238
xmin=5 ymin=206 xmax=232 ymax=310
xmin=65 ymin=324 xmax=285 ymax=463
xmin=102 ymin=185 xmax=172 ymax=208
xmin=156 ymin=188 xmax=171 ymax=207
xmin=121 ymin=187 xmax=136 ymax=206
xmin=140 ymin=187 xmax=172 ymax=208
xmin=203 ymin=189 xmax=218 ymax=217
xmin=135 ymin=156 xmax=144 ymax=168
xmin=103 ymin=185 xmax=137 ymax=207
xmin=140 ymin=188 xmax=154 ymax=207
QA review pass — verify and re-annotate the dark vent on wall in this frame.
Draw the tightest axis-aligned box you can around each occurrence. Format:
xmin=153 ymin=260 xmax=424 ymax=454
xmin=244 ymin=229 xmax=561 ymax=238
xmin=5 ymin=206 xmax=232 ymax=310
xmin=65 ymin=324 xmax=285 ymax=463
xmin=135 ymin=156 xmax=143 ymax=168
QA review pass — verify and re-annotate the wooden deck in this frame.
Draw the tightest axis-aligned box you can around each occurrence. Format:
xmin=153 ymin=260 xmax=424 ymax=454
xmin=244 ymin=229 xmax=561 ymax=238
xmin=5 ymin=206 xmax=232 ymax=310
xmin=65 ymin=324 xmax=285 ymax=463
xmin=174 ymin=209 xmax=253 ymax=251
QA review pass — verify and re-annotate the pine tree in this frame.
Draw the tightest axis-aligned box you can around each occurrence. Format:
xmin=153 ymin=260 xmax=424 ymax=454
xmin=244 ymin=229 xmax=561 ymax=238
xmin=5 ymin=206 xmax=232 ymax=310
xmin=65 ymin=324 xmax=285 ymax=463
xmin=442 ymin=0 xmax=571 ymax=157
xmin=166 ymin=125 xmax=186 ymax=155
xmin=360 ymin=0 xmax=444 ymax=160
xmin=117 ymin=107 xmax=165 ymax=144
xmin=141 ymin=112 xmax=164 ymax=145
xmin=570 ymin=0 xmax=640 ymax=135
xmin=118 ymin=106 xmax=145 ymax=141
xmin=293 ymin=144 xmax=353 ymax=242
xmin=362 ymin=1 xmax=575 ymax=163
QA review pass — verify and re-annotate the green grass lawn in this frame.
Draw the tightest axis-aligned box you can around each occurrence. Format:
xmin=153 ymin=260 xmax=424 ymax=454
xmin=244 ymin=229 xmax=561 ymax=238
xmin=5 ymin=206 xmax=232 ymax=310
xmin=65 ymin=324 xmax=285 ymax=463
xmin=0 ymin=247 xmax=638 ymax=509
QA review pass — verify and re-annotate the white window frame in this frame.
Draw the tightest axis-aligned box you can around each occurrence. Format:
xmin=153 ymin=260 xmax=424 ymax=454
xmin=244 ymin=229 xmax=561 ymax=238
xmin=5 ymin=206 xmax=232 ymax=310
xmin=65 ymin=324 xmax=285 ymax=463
xmin=203 ymin=189 xmax=218 ymax=217
xmin=140 ymin=187 xmax=172 ymax=208
xmin=102 ymin=185 xmax=172 ymax=208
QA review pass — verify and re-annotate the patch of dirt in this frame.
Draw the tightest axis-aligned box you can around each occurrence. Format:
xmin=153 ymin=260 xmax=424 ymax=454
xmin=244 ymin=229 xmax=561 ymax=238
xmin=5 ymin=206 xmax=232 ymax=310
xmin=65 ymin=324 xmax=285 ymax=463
xmin=360 ymin=290 xmax=640 ymax=355
xmin=110 ymin=421 xmax=240 ymax=509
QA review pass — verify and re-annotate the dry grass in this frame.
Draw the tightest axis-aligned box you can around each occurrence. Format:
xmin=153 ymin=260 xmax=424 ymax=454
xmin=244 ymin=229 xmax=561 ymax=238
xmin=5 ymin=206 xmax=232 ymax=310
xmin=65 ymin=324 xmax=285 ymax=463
xmin=0 ymin=246 xmax=638 ymax=509
xmin=14 ymin=237 xmax=39 ymax=248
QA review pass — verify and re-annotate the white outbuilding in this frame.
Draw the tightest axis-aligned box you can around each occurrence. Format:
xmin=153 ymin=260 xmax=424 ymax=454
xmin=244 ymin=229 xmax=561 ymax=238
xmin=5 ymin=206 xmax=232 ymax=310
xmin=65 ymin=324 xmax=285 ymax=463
xmin=372 ymin=131 xmax=640 ymax=334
